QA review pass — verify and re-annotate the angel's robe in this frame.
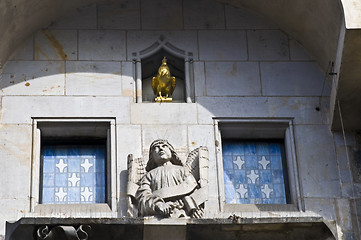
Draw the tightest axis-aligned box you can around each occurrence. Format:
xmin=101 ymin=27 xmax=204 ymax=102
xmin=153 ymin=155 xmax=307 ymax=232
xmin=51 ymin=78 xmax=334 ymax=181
xmin=136 ymin=161 xmax=197 ymax=217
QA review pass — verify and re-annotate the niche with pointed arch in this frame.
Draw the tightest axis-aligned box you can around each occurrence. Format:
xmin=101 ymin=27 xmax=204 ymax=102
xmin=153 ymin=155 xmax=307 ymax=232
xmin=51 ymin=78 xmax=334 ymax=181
xmin=132 ymin=38 xmax=193 ymax=103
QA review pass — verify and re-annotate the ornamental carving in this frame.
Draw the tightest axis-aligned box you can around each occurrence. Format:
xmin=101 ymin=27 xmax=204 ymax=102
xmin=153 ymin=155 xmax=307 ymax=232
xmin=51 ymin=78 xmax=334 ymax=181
xmin=127 ymin=139 xmax=209 ymax=218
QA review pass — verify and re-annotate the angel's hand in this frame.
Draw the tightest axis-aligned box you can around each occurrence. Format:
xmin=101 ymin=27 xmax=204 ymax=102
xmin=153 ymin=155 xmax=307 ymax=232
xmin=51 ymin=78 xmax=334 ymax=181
xmin=155 ymin=202 xmax=171 ymax=217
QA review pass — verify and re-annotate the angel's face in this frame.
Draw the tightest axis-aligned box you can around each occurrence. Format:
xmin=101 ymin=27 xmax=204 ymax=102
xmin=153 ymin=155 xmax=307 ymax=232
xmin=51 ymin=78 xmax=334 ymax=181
xmin=152 ymin=142 xmax=172 ymax=166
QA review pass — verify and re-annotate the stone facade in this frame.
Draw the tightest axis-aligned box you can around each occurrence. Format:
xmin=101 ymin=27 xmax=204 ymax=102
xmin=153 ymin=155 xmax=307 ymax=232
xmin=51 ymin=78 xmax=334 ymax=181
xmin=0 ymin=0 xmax=359 ymax=239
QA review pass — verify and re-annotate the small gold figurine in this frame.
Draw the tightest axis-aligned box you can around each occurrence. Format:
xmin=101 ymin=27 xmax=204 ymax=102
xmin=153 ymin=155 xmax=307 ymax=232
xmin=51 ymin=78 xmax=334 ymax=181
xmin=152 ymin=57 xmax=176 ymax=102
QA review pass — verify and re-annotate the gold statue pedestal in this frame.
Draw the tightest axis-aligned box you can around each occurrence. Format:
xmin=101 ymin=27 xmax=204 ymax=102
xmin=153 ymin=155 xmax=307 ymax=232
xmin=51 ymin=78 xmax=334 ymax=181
xmin=155 ymin=96 xmax=172 ymax=102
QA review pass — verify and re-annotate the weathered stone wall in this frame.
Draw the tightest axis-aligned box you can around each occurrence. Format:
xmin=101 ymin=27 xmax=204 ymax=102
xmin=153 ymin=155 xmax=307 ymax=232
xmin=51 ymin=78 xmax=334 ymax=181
xmin=0 ymin=0 xmax=357 ymax=239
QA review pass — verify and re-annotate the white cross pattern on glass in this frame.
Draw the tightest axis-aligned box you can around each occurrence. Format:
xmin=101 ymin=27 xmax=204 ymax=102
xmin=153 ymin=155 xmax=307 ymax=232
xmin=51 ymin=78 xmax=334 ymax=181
xmin=261 ymin=184 xmax=273 ymax=198
xmin=55 ymin=187 xmax=67 ymax=202
xmin=81 ymin=187 xmax=93 ymax=202
xmin=235 ymin=184 xmax=248 ymax=198
xmin=68 ymin=173 xmax=80 ymax=187
xmin=81 ymin=158 xmax=93 ymax=173
xmin=233 ymin=156 xmax=245 ymax=169
xmin=247 ymin=170 xmax=259 ymax=184
xmin=258 ymin=156 xmax=270 ymax=169
xmin=56 ymin=159 xmax=67 ymax=173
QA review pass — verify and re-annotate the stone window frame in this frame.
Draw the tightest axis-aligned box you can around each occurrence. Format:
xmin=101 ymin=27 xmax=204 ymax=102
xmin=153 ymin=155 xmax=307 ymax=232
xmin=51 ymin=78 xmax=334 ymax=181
xmin=30 ymin=118 xmax=117 ymax=214
xmin=214 ymin=118 xmax=303 ymax=212
xmin=132 ymin=36 xmax=194 ymax=103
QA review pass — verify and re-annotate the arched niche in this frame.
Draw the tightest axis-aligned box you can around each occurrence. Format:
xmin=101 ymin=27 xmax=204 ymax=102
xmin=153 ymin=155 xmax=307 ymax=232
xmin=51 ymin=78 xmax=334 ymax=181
xmin=132 ymin=37 xmax=193 ymax=103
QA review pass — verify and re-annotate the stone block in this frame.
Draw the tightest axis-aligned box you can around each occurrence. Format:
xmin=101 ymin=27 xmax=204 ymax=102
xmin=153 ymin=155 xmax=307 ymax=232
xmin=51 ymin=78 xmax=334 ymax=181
xmin=1 ymin=96 xmax=130 ymax=124
xmin=141 ymin=0 xmax=183 ymax=29
xmin=0 ymin=124 xmax=32 ymax=199
xmin=98 ymin=0 xmax=140 ymax=29
xmin=193 ymin=61 xmax=206 ymax=97
xmin=198 ymin=31 xmax=247 ymax=61
xmin=34 ymin=30 xmax=77 ymax=60
xmin=290 ymin=39 xmax=314 ymax=61
xmin=144 ymin=225 xmax=186 ymax=240
xmin=130 ymin=103 xmax=197 ymax=125
xmin=260 ymin=62 xmax=326 ymax=96
xmin=1 ymin=61 xmax=65 ymax=95
xmin=248 ymin=30 xmax=289 ymax=60
xmin=335 ymin=146 xmax=353 ymax=184
xmin=204 ymin=62 xmax=260 ymax=96
xmin=336 ymin=198 xmax=353 ymax=231
xmin=49 ymin=4 xmax=97 ymax=29
xmin=79 ymin=30 xmax=126 ymax=61
xmin=303 ymin=198 xmax=336 ymax=221
xmin=183 ymin=0 xmax=225 ymax=29
xmin=65 ymin=61 xmax=122 ymax=96
xmin=126 ymin=31 xmax=198 ymax=60
xmin=197 ymin=97 xmax=325 ymax=125
xmin=117 ymin=125 xmax=142 ymax=195
xmin=0 ymin=198 xmax=29 ymax=235
xmin=225 ymin=5 xmax=278 ymax=29
xmin=117 ymin=124 xmax=142 ymax=169
xmin=121 ymin=61 xmax=135 ymax=97
xmin=333 ymin=131 xmax=356 ymax=146
xmin=9 ymin=36 xmax=34 ymax=60
xmin=294 ymin=125 xmax=341 ymax=198
xmin=141 ymin=124 xmax=188 ymax=158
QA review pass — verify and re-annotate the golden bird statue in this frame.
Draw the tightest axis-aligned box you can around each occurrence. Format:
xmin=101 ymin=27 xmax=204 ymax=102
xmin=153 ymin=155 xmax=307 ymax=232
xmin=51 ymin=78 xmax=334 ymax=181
xmin=152 ymin=57 xmax=176 ymax=102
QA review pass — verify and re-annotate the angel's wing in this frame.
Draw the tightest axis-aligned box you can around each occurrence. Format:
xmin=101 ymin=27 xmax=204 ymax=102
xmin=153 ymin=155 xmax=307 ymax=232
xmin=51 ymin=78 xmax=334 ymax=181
xmin=127 ymin=154 xmax=147 ymax=217
xmin=127 ymin=154 xmax=147 ymax=198
xmin=185 ymin=147 xmax=209 ymax=188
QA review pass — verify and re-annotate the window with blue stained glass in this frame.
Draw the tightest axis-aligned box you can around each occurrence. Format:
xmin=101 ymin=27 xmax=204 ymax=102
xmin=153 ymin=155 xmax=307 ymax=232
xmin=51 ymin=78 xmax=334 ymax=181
xmin=222 ymin=140 xmax=289 ymax=204
xmin=41 ymin=145 xmax=106 ymax=204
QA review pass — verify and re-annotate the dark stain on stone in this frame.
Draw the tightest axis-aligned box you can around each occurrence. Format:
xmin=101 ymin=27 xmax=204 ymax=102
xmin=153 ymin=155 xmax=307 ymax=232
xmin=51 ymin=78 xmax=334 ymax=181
xmin=42 ymin=29 xmax=68 ymax=60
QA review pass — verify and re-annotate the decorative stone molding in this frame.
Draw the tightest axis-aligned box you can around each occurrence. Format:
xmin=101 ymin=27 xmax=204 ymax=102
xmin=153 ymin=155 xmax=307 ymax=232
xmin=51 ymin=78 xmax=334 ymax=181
xmin=36 ymin=225 xmax=91 ymax=240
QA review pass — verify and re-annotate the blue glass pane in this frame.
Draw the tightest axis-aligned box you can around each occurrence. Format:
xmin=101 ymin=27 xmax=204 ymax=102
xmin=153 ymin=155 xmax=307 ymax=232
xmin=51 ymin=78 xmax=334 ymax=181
xmin=270 ymin=155 xmax=282 ymax=169
xmin=43 ymin=158 xmax=55 ymax=173
xmin=234 ymin=170 xmax=247 ymax=184
xmin=43 ymin=174 xmax=54 ymax=187
xmin=248 ymin=184 xmax=261 ymax=198
xmin=245 ymin=155 xmax=258 ymax=169
xmin=80 ymin=173 xmax=94 ymax=187
xmin=95 ymin=172 xmax=105 ymax=187
xmin=42 ymin=145 xmax=106 ymax=204
xmin=222 ymin=141 xmax=287 ymax=204
xmin=259 ymin=170 xmax=272 ymax=184
xmin=272 ymin=170 xmax=284 ymax=184
xmin=94 ymin=187 xmax=105 ymax=203
xmin=231 ymin=144 xmax=244 ymax=155
xmin=222 ymin=143 xmax=232 ymax=155
xmin=256 ymin=143 xmax=269 ymax=155
xmin=270 ymin=143 xmax=281 ymax=154
xmin=55 ymin=173 xmax=68 ymax=187
xmin=68 ymin=187 xmax=80 ymax=202
xmin=42 ymin=188 xmax=55 ymax=203
xmin=223 ymin=155 xmax=233 ymax=170
xmin=224 ymin=170 xmax=234 ymax=184
xmin=245 ymin=143 xmax=256 ymax=155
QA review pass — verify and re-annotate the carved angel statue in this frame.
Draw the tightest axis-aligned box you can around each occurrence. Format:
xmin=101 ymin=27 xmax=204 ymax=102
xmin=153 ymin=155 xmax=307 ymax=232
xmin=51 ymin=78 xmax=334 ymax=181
xmin=152 ymin=57 xmax=176 ymax=102
xmin=127 ymin=139 xmax=208 ymax=218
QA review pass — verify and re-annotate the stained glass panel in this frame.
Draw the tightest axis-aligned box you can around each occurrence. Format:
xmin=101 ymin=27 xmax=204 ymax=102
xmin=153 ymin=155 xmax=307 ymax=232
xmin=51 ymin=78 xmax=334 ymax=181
xmin=222 ymin=141 xmax=288 ymax=204
xmin=41 ymin=145 xmax=106 ymax=204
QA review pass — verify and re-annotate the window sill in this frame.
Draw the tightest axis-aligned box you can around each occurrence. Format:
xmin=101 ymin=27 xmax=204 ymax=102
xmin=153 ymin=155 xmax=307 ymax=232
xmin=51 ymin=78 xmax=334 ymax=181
xmin=33 ymin=203 xmax=112 ymax=214
xmin=224 ymin=203 xmax=298 ymax=212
